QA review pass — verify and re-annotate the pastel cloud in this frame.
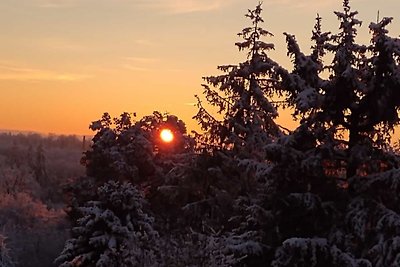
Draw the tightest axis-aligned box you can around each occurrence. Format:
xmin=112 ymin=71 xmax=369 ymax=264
xmin=265 ymin=0 xmax=338 ymax=9
xmin=135 ymin=0 xmax=238 ymax=14
xmin=0 ymin=63 xmax=90 ymax=82
xmin=33 ymin=0 xmax=82 ymax=8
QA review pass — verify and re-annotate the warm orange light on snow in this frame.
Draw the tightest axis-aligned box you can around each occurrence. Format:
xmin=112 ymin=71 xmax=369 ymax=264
xmin=160 ymin=129 xmax=174 ymax=143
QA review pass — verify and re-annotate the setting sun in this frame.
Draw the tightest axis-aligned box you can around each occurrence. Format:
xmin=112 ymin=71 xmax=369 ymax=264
xmin=160 ymin=129 xmax=174 ymax=143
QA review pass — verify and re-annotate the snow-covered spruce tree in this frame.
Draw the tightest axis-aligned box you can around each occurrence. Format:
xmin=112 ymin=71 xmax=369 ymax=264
xmin=358 ymin=17 xmax=400 ymax=146
xmin=324 ymin=0 xmax=399 ymax=178
xmin=239 ymin=13 xmax=345 ymax=266
xmin=258 ymin=12 xmax=348 ymax=216
xmin=193 ymin=4 xmax=337 ymax=266
xmin=282 ymin=0 xmax=400 ymax=179
xmin=155 ymin=151 xmax=238 ymax=230
xmin=83 ymin=111 xmax=192 ymax=184
xmin=280 ymin=14 xmax=327 ymax=119
xmin=194 ymin=3 xmax=282 ymax=155
xmin=152 ymin=151 xmax=256 ymax=266
xmin=341 ymin=168 xmax=400 ymax=266
xmin=56 ymin=181 xmax=159 ymax=267
xmin=192 ymin=4 xmax=288 ymax=265
xmin=279 ymin=0 xmax=365 ymax=180
xmin=343 ymin=17 xmax=400 ymax=256
xmin=265 ymin=1 xmax=400 ymax=266
xmin=271 ymin=238 xmax=371 ymax=267
xmin=62 ymin=111 xmax=202 ymax=266
xmin=83 ymin=112 xmax=155 ymax=183
xmin=157 ymin=230 xmax=238 ymax=267
xmin=66 ymin=111 xmax=193 ymax=221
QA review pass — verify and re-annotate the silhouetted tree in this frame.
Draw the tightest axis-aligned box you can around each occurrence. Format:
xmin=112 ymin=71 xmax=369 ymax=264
xmin=32 ymin=144 xmax=48 ymax=186
xmin=66 ymin=111 xmax=194 ymax=223
xmin=265 ymin=1 xmax=400 ymax=266
xmin=282 ymin=0 xmax=400 ymax=179
xmin=194 ymin=3 xmax=282 ymax=155
xmin=195 ymin=1 xmax=400 ymax=266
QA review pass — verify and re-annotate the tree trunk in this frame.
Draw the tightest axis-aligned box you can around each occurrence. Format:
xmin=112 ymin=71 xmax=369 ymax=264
xmin=347 ymin=127 xmax=359 ymax=179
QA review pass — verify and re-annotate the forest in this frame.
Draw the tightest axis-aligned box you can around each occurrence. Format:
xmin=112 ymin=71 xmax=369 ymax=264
xmin=0 ymin=133 xmax=84 ymax=266
xmin=2 ymin=0 xmax=400 ymax=266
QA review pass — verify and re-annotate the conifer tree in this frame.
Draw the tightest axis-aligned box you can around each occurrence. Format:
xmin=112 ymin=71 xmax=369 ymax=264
xmin=67 ymin=111 xmax=194 ymax=223
xmin=282 ymin=0 xmax=400 ymax=178
xmin=360 ymin=17 xmax=400 ymax=143
xmin=194 ymin=3 xmax=282 ymax=155
xmin=56 ymin=181 xmax=159 ymax=267
xmin=267 ymin=1 xmax=400 ymax=266
xmin=191 ymin=5 xmax=288 ymax=265
xmin=83 ymin=111 xmax=192 ymax=184
xmin=281 ymin=14 xmax=327 ymax=119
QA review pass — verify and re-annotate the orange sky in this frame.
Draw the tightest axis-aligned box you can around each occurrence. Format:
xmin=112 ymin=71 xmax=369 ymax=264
xmin=1 ymin=0 xmax=399 ymax=136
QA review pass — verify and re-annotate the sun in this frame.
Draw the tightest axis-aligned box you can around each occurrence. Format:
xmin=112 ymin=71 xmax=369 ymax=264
xmin=160 ymin=129 xmax=174 ymax=143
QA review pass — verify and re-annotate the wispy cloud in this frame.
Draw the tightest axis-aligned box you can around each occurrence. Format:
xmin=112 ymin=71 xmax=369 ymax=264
xmin=33 ymin=0 xmax=237 ymax=13
xmin=133 ymin=39 xmax=158 ymax=47
xmin=35 ymin=37 xmax=87 ymax=52
xmin=264 ymin=0 xmax=338 ymax=9
xmin=34 ymin=0 xmax=82 ymax=8
xmin=136 ymin=0 xmax=238 ymax=14
xmin=124 ymin=57 xmax=159 ymax=63
xmin=122 ymin=60 xmax=184 ymax=73
xmin=123 ymin=64 xmax=150 ymax=72
xmin=121 ymin=56 xmax=158 ymax=72
xmin=0 ymin=63 xmax=90 ymax=81
xmin=35 ymin=0 xmax=129 ymax=8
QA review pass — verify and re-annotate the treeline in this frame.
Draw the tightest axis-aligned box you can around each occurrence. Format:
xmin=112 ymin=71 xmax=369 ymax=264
xmin=0 ymin=132 xmax=88 ymax=151
xmin=0 ymin=132 xmax=85 ymax=267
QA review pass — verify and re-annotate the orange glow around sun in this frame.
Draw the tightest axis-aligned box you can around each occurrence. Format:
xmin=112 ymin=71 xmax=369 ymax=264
xmin=160 ymin=129 xmax=174 ymax=143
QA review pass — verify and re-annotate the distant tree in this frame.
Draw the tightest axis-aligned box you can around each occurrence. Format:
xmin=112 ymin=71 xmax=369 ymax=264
xmin=32 ymin=144 xmax=48 ymax=186
xmin=5 ymin=141 xmax=23 ymax=168
xmin=0 ymin=192 xmax=67 ymax=267
xmin=0 ymin=132 xmax=84 ymax=267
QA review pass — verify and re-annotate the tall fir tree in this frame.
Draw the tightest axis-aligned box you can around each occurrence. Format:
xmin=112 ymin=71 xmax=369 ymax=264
xmin=194 ymin=3 xmax=282 ymax=156
xmin=281 ymin=0 xmax=400 ymax=179
xmin=266 ymin=1 xmax=400 ymax=266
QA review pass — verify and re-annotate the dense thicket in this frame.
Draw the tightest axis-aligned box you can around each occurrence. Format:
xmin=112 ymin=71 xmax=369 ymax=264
xmin=57 ymin=1 xmax=400 ymax=266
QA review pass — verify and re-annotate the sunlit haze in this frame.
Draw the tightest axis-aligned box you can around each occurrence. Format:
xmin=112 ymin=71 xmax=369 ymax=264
xmin=1 ymin=0 xmax=399 ymax=136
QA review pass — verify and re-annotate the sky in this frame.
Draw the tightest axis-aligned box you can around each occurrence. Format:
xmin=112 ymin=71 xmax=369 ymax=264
xmin=0 ymin=0 xmax=399 ymax=136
